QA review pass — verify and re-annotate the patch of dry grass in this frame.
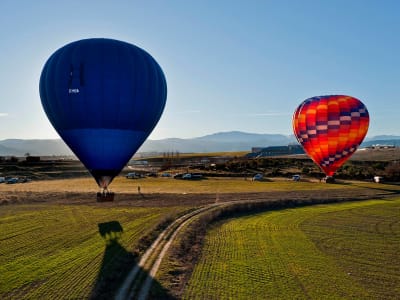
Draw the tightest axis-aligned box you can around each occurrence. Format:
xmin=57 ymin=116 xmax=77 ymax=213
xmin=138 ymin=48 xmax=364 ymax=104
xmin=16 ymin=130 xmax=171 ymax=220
xmin=4 ymin=176 xmax=398 ymax=194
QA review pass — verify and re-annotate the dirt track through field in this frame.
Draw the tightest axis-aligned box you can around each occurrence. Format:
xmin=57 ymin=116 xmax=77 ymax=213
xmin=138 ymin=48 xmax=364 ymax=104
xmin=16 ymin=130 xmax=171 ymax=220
xmin=115 ymin=203 xmax=222 ymax=300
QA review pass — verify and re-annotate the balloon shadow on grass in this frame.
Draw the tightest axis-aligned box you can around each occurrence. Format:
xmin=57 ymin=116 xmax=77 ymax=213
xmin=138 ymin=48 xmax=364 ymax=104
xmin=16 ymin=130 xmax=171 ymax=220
xmin=90 ymin=221 xmax=176 ymax=300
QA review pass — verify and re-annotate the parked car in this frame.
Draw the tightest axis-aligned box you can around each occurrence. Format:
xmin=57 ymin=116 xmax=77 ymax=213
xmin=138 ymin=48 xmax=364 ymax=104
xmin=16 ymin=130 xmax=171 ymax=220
xmin=18 ymin=177 xmax=31 ymax=183
xmin=292 ymin=175 xmax=301 ymax=181
xmin=180 ymin=173 xmax=204 ymax=180
xmin=0 ymin=177 xmax=5 ymax=183
xmin=126 ymin=172 xmax=138 ymax=179
xmin=252 ymin=174 xmax=263 ymax=181
xmin=191 ymin=173 xmax=203 ymax=179
xmin=182 ymin=173 xmax=192 ymax=179
xmin=161 ymin=173 xmax=171 ymax=177
xmin=6 ymin=178 xmax=18 ymax=184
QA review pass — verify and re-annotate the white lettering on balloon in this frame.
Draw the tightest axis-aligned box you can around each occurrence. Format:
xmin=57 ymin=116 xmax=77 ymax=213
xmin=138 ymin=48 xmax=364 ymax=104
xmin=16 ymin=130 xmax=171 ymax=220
xmin=68 ymin=88 xmax=80 ymax=94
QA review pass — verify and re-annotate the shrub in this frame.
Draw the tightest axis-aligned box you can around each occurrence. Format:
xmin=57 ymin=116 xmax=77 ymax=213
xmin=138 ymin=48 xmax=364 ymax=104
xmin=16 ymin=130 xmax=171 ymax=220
xmin=384 ymin=161 xmax=400 ymax=181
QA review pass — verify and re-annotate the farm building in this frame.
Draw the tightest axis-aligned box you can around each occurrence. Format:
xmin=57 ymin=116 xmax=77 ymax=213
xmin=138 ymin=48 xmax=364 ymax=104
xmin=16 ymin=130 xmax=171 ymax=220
xmin=247 ymin=145 xmax=305 ymax=158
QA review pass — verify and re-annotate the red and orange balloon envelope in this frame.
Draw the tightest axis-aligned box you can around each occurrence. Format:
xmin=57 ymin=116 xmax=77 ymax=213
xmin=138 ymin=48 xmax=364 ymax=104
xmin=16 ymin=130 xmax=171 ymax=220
xmin=293 ymin=95 xmax=369 ymax=177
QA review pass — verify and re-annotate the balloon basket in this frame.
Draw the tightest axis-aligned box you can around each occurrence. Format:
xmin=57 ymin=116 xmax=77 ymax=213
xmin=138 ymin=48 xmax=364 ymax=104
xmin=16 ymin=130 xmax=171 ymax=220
xmin=97 ymin=192 xmax=115 ymax=202
xmin=322 ymin=176 xmax=335 ymax=184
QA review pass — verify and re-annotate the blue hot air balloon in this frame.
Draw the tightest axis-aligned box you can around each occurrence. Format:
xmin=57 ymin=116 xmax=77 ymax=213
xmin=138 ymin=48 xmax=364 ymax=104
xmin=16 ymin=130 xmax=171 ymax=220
xmin=39 ymin=38 xmax=167 ymax=191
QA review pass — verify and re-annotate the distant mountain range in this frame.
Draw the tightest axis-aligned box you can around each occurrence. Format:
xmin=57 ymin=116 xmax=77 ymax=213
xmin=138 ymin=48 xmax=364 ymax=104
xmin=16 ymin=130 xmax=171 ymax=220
xmin=360 ymin=135 xmax=400 ymax=147
xmin=138 ymin=132 xmax=297 ymax=153
xmin=0 ymin=139 xmax=72 ymax=156
xmin=0 ymin=131 xmax=399 ymax=156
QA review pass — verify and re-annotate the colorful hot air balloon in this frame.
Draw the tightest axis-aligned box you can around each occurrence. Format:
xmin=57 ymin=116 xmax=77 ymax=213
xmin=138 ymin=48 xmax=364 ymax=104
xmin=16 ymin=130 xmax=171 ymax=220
xmin=293 ymin=95 xmax=369 ymax=177
xmin=39 ymin=38 xmax=167 ymax=191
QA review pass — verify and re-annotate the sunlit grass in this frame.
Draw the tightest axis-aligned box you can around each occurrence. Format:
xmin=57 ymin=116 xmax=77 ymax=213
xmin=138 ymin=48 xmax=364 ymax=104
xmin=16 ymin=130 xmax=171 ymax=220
xmin=184 ymin=198 xmax=400 ymax=299
xmin=0 ymin=204 xmax=186 ymax=299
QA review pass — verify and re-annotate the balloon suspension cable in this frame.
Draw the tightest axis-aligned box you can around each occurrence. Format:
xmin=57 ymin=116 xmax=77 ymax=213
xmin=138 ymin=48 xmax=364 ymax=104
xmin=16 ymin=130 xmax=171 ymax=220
xmin=101 ymin=187 xmax=110 ymax=195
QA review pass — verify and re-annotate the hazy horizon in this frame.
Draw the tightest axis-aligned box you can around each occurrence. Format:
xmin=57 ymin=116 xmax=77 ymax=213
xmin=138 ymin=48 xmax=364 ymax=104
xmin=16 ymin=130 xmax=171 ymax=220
xmin=1 ymin=130 xmax=400 ymax=142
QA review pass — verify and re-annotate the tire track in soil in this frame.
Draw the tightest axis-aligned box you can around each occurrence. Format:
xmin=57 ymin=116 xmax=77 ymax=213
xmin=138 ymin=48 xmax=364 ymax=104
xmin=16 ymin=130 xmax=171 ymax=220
xmin=115 ymin=203 xmax=222 ymax=300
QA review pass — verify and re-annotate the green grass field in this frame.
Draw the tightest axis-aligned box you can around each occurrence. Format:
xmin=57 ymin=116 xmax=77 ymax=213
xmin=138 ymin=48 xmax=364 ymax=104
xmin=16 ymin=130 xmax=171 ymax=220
xmin=0 ymin=204 xmax=187 ymax=299
xmin=2 ymin=178 xmax=400 ymax=299
xmin=184 ymin=198 xmax=400 ymax=299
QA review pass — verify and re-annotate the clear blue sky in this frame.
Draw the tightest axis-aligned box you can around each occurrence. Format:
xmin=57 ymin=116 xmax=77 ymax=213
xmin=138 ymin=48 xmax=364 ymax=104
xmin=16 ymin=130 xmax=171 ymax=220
xmin=0 ymin=0 xmax=399 ymax=140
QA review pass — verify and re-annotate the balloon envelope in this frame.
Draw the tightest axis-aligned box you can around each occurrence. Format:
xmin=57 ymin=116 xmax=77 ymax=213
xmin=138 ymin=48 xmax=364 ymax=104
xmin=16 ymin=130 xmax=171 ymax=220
xmin=293 ymin=95 xmax=369 ymax=176
xmin=40 ymin=38 xmax=167 ymax=188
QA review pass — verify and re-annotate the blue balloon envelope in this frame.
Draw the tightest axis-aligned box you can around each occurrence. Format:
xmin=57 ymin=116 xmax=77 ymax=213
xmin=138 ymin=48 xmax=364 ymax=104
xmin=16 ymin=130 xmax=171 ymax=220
xmin=39 ymin=38 xmax=167 ymax=189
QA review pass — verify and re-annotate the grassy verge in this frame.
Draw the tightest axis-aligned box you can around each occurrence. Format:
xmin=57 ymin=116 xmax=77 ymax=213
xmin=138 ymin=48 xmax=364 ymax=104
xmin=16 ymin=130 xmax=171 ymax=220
xmin=0 ymin=203 xmax=187 ymax=299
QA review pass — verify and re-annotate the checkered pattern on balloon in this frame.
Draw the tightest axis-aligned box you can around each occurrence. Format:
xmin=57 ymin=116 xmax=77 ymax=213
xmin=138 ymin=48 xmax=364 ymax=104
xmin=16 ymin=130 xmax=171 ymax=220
xmin=293 ymin=95 xmax=369 ymax=176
